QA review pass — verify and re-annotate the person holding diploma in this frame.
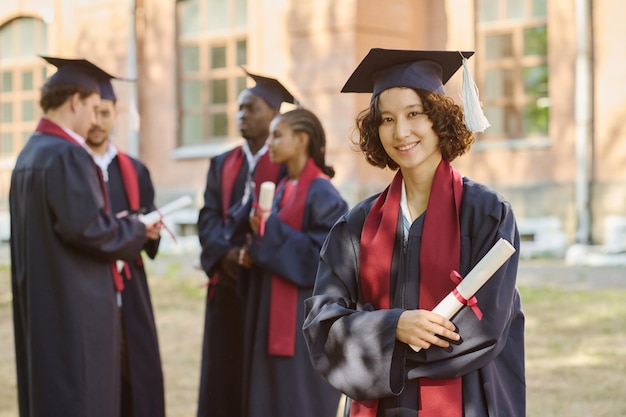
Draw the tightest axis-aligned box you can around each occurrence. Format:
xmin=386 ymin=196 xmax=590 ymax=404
xmin=240 ymin=108 xmax=347 ymax=417
xmin=303 ymin=49 xmax=525 ymax=417
xmin=196 ymin=69 xmax=295 ymax=417
xmin=10 ymin=56 xmax=159 ymax=417
xmin=86 ymin=79 xmax=165 ymax=417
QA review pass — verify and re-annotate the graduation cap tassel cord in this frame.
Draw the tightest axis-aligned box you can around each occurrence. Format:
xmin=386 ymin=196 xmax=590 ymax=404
xmin=460 ymin=54 xmax=490 ymax=133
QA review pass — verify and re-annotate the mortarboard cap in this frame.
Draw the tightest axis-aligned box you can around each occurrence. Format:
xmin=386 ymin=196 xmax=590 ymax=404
xmin=99 ymin=80 xmax=117 ymax=101
xmin=341 ymin=48 xmax=490 ymax=132
xmin=341 ymin=49 xmax=473 ymax=96
xmin=241 ymin=67 xmax=297 ymax=110
xmin=40 ymin=56 xmax=116 ymax=95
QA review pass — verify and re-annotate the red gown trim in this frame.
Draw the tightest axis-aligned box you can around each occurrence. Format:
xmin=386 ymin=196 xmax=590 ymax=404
xmin=267 ymin=158 xmax=324 ymax=357
xmin=356 ymin=160 xmax=464 ymax=417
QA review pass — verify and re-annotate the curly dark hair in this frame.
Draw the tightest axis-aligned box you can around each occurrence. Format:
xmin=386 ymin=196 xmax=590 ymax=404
xmin=354 ymin=87 xmax=475 ymax=170
xmin=39 ymin=83 xmax=94 ymax=112
xmin=274 ymin=108 xmax=335 ymax=178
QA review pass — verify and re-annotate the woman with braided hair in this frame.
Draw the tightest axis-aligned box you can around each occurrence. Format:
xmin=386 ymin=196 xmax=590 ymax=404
xmin=240 ymin=108 xmax=348 ymax=416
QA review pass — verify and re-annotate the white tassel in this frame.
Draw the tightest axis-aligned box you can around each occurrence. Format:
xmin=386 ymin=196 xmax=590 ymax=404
xmin=461 ymin=55 xmax=490 ymax=133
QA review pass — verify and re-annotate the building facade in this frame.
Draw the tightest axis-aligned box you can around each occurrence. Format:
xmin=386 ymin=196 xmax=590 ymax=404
xmin=1 ymin=0 xmax=625 ymax=249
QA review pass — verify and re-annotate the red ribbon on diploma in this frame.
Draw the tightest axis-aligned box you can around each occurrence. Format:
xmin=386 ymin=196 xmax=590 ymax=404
xmin=450 ymin=270 xmax=483 ymax=320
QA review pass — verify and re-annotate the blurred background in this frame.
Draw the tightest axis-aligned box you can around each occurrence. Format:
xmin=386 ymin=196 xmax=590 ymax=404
xmin=1 ymin=0 xmax=625 ymax=261
xmin=1 ymin=2 xmax=626 ymax=416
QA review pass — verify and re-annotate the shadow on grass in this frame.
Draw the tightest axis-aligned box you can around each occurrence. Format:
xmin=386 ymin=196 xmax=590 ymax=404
xmin=520 ymin=285 xmax=626 ymax=417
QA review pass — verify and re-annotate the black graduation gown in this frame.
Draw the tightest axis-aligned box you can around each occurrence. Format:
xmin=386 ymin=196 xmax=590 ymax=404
xmin=242 ymin=178 xmax=348 ymax=417
xmin=196 ymin=148 xmax=284 ymax=417
xmin=10 ymin=131 xmax=147 ymax=417
xmin=107 ymin=155 xmax=165 ymax=417
xmin=303 ymin=178 xmax=525 ymax=417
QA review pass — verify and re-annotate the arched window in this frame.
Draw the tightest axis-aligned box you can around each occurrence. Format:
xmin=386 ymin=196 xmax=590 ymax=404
xmin=176 ymin=0 xmax=249 ymax=149
xmin=0 ymin=16 xmax=48 ymax=157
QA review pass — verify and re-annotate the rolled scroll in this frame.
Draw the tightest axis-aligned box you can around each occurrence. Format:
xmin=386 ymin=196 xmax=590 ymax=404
xmin=256 ymin=181 xmax=275 ymax=236
xmin=139 ymin=195 xmax=193 ymax=226
xmin=410 ymin=238 xmax=516 ymax=352
xmin=258 ymin=181 xmax=276 ymax=220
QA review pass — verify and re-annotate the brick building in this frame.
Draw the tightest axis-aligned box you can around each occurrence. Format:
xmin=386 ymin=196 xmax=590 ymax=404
xmin=1 ymin=0 xmax=625 ymax=252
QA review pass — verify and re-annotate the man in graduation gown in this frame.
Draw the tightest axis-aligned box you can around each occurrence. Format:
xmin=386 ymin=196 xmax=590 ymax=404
xmin=86 ymin=80 xmax=165 ymax=417
xmin=10 ymin=56 xmax=160 ymax=417
xmin=196 ymin=69 xmax=295 ymax=417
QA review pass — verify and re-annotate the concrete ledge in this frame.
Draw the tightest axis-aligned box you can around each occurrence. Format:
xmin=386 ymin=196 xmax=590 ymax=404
xmin=565 ymin=243 xmax=626 ymax=266
xmin=604 ymin=215 xmax=626 ymax=254
xmin=0 ymin=212 xmax=9 ymax=242
xmin=518 ymin=216 xmax=568 ymax=259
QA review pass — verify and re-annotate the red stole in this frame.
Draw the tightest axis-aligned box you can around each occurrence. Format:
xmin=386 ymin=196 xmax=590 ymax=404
xmin=221 ymin=147 xmax=245 ymax=220
xmin=116 ymin=151 xmax=145 ymax=280
xmin=35 ymin=118 xmax=81 ymax=146
xmin=35 ymin=118 xmax=126 ymax=292
xmin=220 ymin=146 xmax=282 ymax=220
xmin=356 ymin=160 xmax=464 ymax=417
xmin=116 ymin=152 xmax=140 ymax=212
xmin=207 ymin=146 xmax=282 ymax=297
xmin=267 ymin=158 xmax=324 ymax=357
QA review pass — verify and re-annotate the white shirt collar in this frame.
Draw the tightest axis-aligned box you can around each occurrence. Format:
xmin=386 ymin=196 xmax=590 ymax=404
xmin=240 ymin=140 xmax=271 ymax=205
xmin=91 ymin=143 xmax=118 ymax=182
xmin=61 ymin=126 xmax=88 ymax=148
xmin=400 ymin=179 xmax=412 ymax=225
xmin=399 ymin=171 xmax=465 ymax=226
xmin=241 ymin=140 xmax=269 ymax=173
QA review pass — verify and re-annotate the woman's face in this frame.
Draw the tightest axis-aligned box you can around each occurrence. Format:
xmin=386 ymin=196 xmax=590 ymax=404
xmin=377 ymin=87 xmax=441 ymax=173
xmin=267 ymin=117 xmax=300 ymax=164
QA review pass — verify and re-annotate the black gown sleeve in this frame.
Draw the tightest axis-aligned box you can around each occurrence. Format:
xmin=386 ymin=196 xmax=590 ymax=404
xmin=196 ymin=155 xmax=247 ymax=276
xmin=135 ymin=159 xmax=160 ymax=260
xmin=47 ymin=145 xmax=146 ymax=262
xmin=248 ymin=179 xmax=348 ymax=288
xmin=303 ymin=199 xmax=405 ymax=400
xmin=304 ymin=182 xmax=523 ymax=402
xmin=405 ymin=188 xmax=521 ymax=380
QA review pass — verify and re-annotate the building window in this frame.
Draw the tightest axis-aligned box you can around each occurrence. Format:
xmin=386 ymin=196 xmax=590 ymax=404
xmin=477 ymin=0 xmax=548 ymax=140
xmin=176 ymin=0 xmax=249 ymax=147
xmin=0 ymin=17 xmax=48 ymax=157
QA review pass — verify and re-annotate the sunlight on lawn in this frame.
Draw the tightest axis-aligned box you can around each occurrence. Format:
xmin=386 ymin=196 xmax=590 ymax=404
xmin=1 ymin=263 xmax=625 ymax=417
xmin=521 ymin=285 xmax=626 ymax=417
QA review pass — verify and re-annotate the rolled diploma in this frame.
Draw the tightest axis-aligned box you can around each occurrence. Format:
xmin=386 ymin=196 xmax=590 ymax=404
xmin=258 ymin=181 xmax=275 ymax=220
xmin=410 ymin=238 xmax=516 ymax=352
xmin=139 ymin=195 xmax=193 ymax=226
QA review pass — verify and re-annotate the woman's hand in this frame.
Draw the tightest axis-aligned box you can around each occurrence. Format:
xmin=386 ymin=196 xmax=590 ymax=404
xmin=145 ymin=222 xmax=162 ymax=241
xmin=396 ymin=309 xmax=460 ymax=350
xmin=249 ymin=208 xmax=261 ymax=235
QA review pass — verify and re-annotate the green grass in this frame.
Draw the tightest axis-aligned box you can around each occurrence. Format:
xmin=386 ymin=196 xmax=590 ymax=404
xmin=520 ymin=285 xmax=626 ymax=417
xmin=1 ymin=269 xmax=626 ymax=416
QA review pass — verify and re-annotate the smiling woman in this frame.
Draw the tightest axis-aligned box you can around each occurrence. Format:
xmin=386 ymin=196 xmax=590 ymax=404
xmin=303 ymin=49 xmax=525 ymax=417
xmin=377 ymin=88 xmax=443 ymax=197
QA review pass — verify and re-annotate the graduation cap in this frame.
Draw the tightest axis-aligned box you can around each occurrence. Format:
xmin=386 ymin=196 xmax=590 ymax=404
xmin=241 ymin=67 xmax=297 ymax=110
xmin=99 ymin=80 xmax=117 ymax=101
xmin=40 ymin=55 xmax=116 ymax=96
xmin=341 ymin=48 xmax=490 ymax=132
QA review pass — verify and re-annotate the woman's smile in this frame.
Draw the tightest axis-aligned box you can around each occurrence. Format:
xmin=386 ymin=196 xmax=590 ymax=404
xmin=396 ymin=141 xmax=420 ymax=152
